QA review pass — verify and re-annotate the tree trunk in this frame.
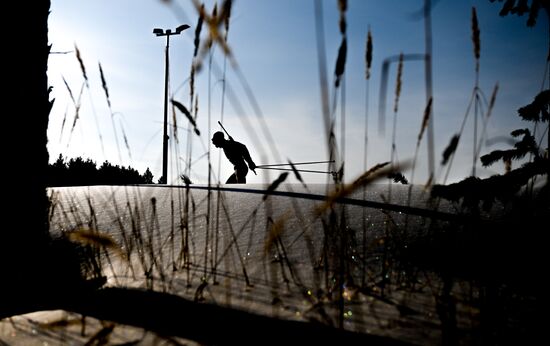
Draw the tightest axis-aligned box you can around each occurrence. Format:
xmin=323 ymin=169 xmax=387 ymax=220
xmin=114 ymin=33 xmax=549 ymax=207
xmin=2 ymin=0 xmax=54 ymax=303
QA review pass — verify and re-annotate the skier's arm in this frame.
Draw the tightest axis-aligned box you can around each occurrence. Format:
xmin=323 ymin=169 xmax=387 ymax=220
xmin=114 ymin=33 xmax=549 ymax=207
xmin=241 ymin=144 xmax=257 ymax=174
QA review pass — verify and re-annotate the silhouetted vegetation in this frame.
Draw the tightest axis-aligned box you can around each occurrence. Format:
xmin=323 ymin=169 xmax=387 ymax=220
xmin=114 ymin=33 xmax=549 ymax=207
xmin=413 ymin=89 xmax=549 ymax=343
xmin=490 ymin=0 xmax=550 ymax=27
xmin=1 ymin=1 xmax=548 ymax=346
xmin=46 ymin=154 xmax=154 ymax=186
xmin=431 ymin=89 xmax=549 ymax=210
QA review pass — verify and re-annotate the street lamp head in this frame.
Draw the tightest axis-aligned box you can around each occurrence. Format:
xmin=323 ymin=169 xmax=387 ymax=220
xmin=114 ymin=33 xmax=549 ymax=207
xmin=153 ymin=28 xmax=164 ymax=36
xmin=176 ymin=24 xmax=190 ymax=34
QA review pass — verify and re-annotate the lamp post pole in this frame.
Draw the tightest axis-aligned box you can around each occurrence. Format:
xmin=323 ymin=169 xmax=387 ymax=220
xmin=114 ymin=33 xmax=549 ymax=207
xmin=153 ymin=24 xmax=189 ymax=184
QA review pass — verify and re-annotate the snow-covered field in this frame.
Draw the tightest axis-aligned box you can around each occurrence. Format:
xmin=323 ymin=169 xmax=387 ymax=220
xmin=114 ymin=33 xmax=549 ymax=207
xmin=2 ymin=183 xmax=476 ymax=345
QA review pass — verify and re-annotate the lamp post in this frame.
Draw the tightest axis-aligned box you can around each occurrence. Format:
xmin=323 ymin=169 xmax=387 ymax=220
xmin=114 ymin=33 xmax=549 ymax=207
xmin=153 ymin=24 xmax=189 ymax=184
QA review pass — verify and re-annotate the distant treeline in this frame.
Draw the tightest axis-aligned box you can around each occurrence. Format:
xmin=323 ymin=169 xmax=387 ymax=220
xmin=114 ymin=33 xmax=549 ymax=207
xmin=47 ymin=154 xmax=155 ymax=186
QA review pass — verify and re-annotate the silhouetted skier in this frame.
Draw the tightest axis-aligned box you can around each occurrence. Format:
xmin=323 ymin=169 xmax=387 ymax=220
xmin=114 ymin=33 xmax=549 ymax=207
xmin=212 ymin=131 xmax=257 ymax=184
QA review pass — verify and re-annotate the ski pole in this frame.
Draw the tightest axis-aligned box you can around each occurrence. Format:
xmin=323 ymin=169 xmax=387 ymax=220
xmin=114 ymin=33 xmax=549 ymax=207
xmin=255 ymin=167 xmax=335 ymax=175
xmin=255 ymin=160 xmax=335 ymax=168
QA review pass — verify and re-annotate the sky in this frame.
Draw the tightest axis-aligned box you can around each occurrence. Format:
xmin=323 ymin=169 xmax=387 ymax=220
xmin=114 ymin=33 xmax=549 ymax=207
xmin=46 ymin=0 xmax=548 ymax=186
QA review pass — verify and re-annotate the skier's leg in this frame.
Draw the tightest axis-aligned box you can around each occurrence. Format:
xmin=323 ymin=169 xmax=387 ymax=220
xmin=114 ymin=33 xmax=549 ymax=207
xmin=225 ymin=172 xmax=238 ymax=184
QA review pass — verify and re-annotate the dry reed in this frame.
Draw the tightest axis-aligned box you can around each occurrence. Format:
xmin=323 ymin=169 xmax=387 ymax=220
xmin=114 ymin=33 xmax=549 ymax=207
xmin=418 ymin=97 xmax=433 ymax=146
xmin=365 ymin=28 xmax=373 ymax=80
xmin=193 ymin=3 xmax=204 ymax=57
xmin=315 ymin=161 xmax=414 ymax=214
xmin=338 ymin=0 xmax=347 ymax=35
xmin=442 ymin=134 xmax=460 ymax=165
xmin=475 ymin=83 xmax=499 ymax=160
xmin=75 ymin=43 xmax=89 ymax=87
xmin=393 ymin=53 xmax=404 ymax=114
xmin=334 ymin=38 xmax=347 ymax=88
xmin=67 ymin=228 xmax=126 ymax=260
xmin=191 ymin=0 xmax=233 ymax=71
xmin=172 ymin=99 xmax=201 ymax=136
xmin=471 ymin=7 xmax=480 ymax=74
xmin=262 ymin=172 xmax=289 ymax=201
xmin=98 ymin=62 xmax=111 ymax=111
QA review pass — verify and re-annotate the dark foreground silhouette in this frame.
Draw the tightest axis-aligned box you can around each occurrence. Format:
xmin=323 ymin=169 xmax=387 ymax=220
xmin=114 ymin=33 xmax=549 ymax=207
xmin=1 ymin=1 xmax=546 ymax=345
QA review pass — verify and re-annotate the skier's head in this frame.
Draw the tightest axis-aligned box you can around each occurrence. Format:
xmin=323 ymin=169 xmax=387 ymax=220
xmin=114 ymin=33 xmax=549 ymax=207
xmin=212 ymin=131 xmax=225 ymax=147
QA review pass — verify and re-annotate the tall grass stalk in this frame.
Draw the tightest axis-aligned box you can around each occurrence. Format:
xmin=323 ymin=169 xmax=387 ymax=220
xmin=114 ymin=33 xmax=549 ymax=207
xmin=213 ymin=2 xmax=231 ymax=284
xmin=388 ymin=53 xmax=404 ymax=202
xmin=471 ymin=6 xmax=481 ymax=176
xmin=474 ymin=83 xmax=499 ymax=162
xmin=362 ymin=27 xmax=372 ymax=287
xmin=67 ymin=46 xmax=106 ymax=162
xmin=439 ymin=7 xmax=489 ymax=185
xmin=424 ymin=0 xmax=435 ymax=180
xmin=314 ymin=0 xmax=338 ymax=187
xmin=98 ymin=62 xmax=126 ymax=165
xmin=408 ymin=97 xmax=433 ymax=204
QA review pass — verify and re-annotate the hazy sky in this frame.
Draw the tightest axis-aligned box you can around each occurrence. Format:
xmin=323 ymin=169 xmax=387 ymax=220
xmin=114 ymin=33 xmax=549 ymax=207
xmin=47 ymin=0 xmax=548 ymax=186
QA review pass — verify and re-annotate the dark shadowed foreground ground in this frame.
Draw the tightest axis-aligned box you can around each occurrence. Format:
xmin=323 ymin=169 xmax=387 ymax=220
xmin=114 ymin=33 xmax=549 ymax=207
xmin=0 ymin=184 xmax=543 ymax=345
